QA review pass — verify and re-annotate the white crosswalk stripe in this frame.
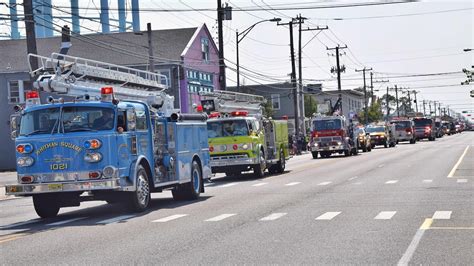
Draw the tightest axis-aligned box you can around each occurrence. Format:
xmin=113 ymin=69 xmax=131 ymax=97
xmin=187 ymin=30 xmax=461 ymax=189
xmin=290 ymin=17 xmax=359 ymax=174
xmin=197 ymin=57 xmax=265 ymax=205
xmin=374 ymin=211 xmax=397 ymax=220
xmin=457 ymin=179 xmax=468 ymax=183
xmin=317 ymin=181 xmax=332 ymax=186
xmin=432 ymin=211 xmax=452 ymax=220
xmin=259 ymin=213 xmax=287 ymax=221
xmin=205 ymin=214 xmax=236 ymax=222
xmin=385 ymin=180 xmax=399 ymax=184
xmin=422 ymin=179 xmax=433 ymax=183
xmin=315 ymin=212 xmax=341 ymax=220
xmin=252 ymin=182 xmax=268 ymax=187
xmin=47 ymin=217 xmax=87 ymax=226
xmin=97 ymin=215 xmax=135 ymax=225
xmin=285 ymin=182 xmax=301 ymax=186
xmin=152 ymin=214 xmax=188 ymax=223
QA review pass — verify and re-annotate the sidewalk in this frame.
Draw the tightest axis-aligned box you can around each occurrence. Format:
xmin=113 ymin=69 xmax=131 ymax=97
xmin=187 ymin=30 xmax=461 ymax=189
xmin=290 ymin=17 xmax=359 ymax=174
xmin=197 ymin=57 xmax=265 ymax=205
xmin=0 ymin=171 xmax=18 ymax=200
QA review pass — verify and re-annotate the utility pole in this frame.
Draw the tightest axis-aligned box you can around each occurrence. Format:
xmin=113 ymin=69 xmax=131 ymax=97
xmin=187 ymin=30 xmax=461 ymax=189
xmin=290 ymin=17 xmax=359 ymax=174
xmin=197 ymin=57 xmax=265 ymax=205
xmin=278 ymin=19 xmax=299 ymax=139
xmin=298 ymin=16 xmax=327 ymax=135
xmin=423 ymin=100 xmax=426 ymax=115
xmin=433 ymin=101 xmax=438 ymax=117
xmin=217 ymin=0 xmax=226 ymax=90
xmin=395 ymin=85 xmax=400 ymax=117
xmin=147 ymin=23 xmax=155 ymax=73
xmin=327 ymin=45 xmax=347 ymax=114
xmin=386 ymin=86 xmax=390 ymax=121
xmin=355 ymin=67 xmax=372 ymax=123
xmin=370 ymin=72 xmax=374 ymax=107
xmin=407 ymin=90 xmax=411 ymax=112
xmin=413 ymin=91 xmax=418 ymax=113
xmin=429 ymin=101 xmax=432 ymax=115
xmin=24 ymin=0 xmax=38 ymax=81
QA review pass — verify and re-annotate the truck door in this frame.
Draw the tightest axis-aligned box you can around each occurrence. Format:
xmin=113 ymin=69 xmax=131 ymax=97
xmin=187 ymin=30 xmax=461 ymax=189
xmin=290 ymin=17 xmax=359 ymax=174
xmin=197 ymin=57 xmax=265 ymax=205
xmin=116 ymin=108 xmax=137 ymax=178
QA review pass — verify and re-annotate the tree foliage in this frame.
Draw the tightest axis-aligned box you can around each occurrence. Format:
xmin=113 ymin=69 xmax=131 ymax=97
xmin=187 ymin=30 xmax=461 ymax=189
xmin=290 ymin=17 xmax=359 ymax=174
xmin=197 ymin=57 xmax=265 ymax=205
xmin=304 ymin=95 xmax=317 ymax=117
xmin=358 ymin=99 xmax=383 ymax=124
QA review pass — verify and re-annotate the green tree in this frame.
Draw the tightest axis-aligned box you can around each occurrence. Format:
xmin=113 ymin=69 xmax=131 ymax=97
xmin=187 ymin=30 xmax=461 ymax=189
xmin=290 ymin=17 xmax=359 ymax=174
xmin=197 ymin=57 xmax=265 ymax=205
xmin=358 ymin=99 xmax=383 ymax=124
xmin=304 ymin=95 xmax=317 ymax=117
xmin=262 ymin=100 xmax=274 ymax=118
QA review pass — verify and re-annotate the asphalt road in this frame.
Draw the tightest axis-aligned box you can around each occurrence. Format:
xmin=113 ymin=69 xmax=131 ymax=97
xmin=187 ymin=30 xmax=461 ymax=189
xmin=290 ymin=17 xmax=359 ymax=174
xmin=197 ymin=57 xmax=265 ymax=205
xmin=1 ymin=132 xmax=472 ymax=265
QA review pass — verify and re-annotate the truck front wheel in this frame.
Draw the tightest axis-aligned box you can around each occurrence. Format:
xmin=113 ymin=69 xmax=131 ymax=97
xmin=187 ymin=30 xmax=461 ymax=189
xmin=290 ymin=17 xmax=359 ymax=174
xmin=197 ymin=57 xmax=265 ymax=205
xmin=33 ymin=194 xmax=60 ymax=218
xmin=127 ymin=165 xmax=150 ymax=212
xmin=276 ymin=149 xmax=286 ymax=173
xmin=253 ymin=150 xmax=266 ymax=178
xmin=312 ymin=151 xmax=318 ymax=159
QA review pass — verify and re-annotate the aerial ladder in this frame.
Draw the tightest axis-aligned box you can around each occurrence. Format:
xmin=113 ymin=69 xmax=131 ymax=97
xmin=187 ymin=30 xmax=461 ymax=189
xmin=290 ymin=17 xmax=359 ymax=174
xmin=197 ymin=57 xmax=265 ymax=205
xmin=28 ymin=53 xmax=177 ymax=116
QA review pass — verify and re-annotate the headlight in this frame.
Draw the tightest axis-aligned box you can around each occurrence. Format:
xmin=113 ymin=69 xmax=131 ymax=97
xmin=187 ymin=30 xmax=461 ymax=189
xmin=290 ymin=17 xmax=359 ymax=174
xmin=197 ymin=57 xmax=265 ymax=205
xmin=313 ymin=142 xmax=319 ymax=147
xmin=102 ymin=166 xmax=117 ymax=178
xmin=17 ymin=156 xmax=34 ymax=167
xmin=84 ymin=152 xmax=102 ymax=162
xmin=337 ymin=141 xmax=342 ymax=145
xmin=16 ymin=143 xmax=34 ymax=154
xmin=84 ymin=139 xmax=102 ymax=149
xmin=241 ymin=143 xmax=249 ymax=150
xmin=220 ymin=145 xmax=227 ymax=152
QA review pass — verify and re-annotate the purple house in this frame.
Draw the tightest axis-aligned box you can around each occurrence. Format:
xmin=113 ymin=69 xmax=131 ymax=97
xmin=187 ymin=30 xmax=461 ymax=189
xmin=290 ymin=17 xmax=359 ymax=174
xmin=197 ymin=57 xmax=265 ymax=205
xmin=179 ymin=24 xmax=221 ymax=112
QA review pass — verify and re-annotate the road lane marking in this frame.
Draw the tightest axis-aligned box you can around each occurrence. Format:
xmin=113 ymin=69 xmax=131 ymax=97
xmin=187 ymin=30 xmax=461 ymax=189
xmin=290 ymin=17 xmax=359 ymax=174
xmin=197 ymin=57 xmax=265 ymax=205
xmin=0 ymin=233 xmax=29 ymax=244
xmin=219 ymin=182 xmax=239 ymax=188
xmin=285 ymin=182 xmax=301 ymax=186
xmin=315 ymin=212 xmax=341 ymax=220
xmin=447 ymin=145 xmax=470 ymax=178
xmin=422 ymin=179 xmax=433 ymax=183
xmin=97 ymin=215 xmax=135 ymax=224
xmin=432 ymin=211 xmax=452 ymax=220
xmin=378 ymin=164 xmax=384 ymax=168
xmin=429 ymin=227 xmax=474 ymax=230
xmin=457 ymin=179 xmax=468 ymax=183
xmin=348 ymin=176 xmax=358 ymax=181
xmin=205 ymin=214 xmax=236 ymax=222
xmin=397 ymin=218 xmax=433 ymax=266
xmin=259 ymin=213 xmax=287 ymax=221
xmin=252 ymin=182 xmax=268 ymax=187
xmin=152 ymin=214 xmax=188 ymax=223
xmin=317 ymin=181 xmax=332 ymax=186
xmin=385 ymin=180 xmax=399 ymax=184
xmin=353 ymin=182 xmax=363 ymax=185
xmin=374 ymin=211 xmax=397 ymax=220
xmin=47 ymin=217 xmax=87 ymax=226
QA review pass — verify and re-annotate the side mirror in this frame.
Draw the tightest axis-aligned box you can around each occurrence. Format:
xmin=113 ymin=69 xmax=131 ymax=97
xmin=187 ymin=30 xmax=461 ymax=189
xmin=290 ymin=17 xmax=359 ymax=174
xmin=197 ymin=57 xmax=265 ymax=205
xmin=366 ymin=132 xmax=370 ymax=136
xmin=11 ymin=130 xmax=19 ymax=140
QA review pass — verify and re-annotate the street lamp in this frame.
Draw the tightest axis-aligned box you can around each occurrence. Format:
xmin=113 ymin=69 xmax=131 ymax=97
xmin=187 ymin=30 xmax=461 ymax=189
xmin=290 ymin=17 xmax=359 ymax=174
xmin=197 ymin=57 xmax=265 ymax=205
xmin=236 ymin=18 xmax=281 ymax=89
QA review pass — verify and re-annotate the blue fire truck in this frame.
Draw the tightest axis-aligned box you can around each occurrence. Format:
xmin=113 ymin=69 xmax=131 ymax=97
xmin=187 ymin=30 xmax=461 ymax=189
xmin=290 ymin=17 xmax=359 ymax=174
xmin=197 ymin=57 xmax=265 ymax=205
xmin=6 ymin=53 xmax=211 ymax=218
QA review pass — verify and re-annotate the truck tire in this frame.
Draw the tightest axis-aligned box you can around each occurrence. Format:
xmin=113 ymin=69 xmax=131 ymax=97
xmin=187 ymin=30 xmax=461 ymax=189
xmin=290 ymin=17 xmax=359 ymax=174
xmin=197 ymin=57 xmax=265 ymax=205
xmin=362 ymin=143 xmax=367 ymax=152
xmin=253 ymin=150 xmax=266 ymax=178
xmin=312 ymin=151 xmax=318 ymax=159
xmin=33 ymin=194 xmax=60 ymax=218
xmin=276 ymin=149 xmax=286 ymax=173
xmin=344 ymin=150 xmax=350 ymax=157
xmin=410 ymin=138 xmax=415 ymax=144
xmin=127 ymin=165 xmax=150 ymax=212
xmin=172 ymin=160 xmax=202 ymax=201
xmin=368 ymin=144 xmax=372 ymax=152
xmin=384 ymin=141 xmax=388 ymax=148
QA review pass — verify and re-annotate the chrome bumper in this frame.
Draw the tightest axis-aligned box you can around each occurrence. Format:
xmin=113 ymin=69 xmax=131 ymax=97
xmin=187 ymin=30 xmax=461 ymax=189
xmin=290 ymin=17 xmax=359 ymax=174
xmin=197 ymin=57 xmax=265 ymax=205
xmin=5 ymin=178 xmax=122 ymax=196
xmin=311 ymin=144 xmax=345 ymax=152
xmin=210 ymin=155 xmax=258 ymax=167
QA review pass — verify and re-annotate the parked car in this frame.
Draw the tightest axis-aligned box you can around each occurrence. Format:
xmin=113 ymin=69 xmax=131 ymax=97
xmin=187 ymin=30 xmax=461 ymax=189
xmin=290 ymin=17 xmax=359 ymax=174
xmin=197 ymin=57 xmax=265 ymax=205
xmin=366 ymin=124 xmax=397 ymax=148
xmin=356 ymin=127 xmax=372 ymax=152
xmin=413 ymin=117 xmax=436 ymax=141
xmin=390 ymin=119 xmax=416 ymax=144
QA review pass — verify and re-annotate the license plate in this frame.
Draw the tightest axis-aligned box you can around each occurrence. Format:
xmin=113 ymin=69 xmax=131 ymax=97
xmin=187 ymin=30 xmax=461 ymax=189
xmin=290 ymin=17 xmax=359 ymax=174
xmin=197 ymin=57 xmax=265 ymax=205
xmin=47 ymin=183 xmax=63 ymax=191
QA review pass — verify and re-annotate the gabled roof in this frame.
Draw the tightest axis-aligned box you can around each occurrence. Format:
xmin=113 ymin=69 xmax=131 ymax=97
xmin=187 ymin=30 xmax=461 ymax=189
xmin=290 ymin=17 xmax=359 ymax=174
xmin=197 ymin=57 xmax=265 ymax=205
xmin=0 ymin=26 xmax=199 ymax=73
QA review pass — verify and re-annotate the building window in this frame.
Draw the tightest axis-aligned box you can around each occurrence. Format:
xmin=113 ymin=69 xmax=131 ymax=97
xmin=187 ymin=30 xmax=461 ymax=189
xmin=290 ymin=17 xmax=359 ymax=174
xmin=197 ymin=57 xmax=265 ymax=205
xmin=271 ymin=94 xmax=280 ymax=110
xmin=8 ymin=80 xmax=30 ymax=104
xmin=201 ymin=38 xmax=210 ymax=62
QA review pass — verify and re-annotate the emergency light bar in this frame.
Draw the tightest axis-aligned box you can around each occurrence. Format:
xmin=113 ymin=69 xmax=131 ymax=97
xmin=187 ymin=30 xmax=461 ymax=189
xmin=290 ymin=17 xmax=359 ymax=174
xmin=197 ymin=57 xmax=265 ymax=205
xmin=101 ymin=87 xmax=114 ymax=102
xmin=25 ymin=90 xmax=40 ymax=107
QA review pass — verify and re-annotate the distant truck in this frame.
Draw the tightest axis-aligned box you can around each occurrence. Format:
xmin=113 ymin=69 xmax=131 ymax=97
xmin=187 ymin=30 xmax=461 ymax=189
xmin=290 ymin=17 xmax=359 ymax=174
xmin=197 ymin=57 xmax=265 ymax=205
xmin=413 ymin=117 xmax=436 ymax=141
xmin=6 ymin=53 xmax=211 ymax=218
xmin=309 ymin=115 xmax=358 ymax=159
xmin=201 ymin=91 xmax=290 ymax=177
xmin=366 ymin=124 xmax=397 ymax=148
xmin=390 ymin=118 xmax=416 ymax=144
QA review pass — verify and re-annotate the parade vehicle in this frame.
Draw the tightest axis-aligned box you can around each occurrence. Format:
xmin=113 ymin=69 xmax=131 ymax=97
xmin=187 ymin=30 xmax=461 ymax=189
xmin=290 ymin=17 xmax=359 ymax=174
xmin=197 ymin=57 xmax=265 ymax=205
xmin=6 ymin=53 xmax=211 ymax=218
xmin=366 ymin=124 xmax=397 ymax=148
xmin=355 ymin=127 xmax=372 ymax=152
xmin=309 ymin=115 xmax=359 ymax=159
xmin=200 ymin=91 xmax=289 ymax=177
xmin=389 ymin=118 xmax=416 ymax=144
xmin=413 ymin=117 xmax=436 ymax=141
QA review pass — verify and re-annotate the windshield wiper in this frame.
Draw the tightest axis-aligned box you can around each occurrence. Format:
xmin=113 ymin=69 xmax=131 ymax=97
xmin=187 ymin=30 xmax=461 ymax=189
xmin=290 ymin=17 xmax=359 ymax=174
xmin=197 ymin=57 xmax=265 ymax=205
xmin=22 ymin=129 xmax=51 ymax=136
xmin=67 ymin=128 xmax=98 ymax=132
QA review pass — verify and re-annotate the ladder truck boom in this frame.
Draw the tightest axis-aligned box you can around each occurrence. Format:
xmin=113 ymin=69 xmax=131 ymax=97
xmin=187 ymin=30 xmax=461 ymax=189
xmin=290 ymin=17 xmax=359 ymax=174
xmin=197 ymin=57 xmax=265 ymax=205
xmin=199 ymin=90 xmax=265 ymax=115
xmin=28 ymin=53 xmax=176 ymax=116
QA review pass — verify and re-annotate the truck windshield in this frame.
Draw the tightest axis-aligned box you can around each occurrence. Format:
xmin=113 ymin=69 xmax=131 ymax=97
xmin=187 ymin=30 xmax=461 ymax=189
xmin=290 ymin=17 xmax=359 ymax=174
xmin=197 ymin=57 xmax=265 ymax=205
xmin=19 ymin=106 xmax=114 ymax=136
xmin=313 ymin=119 xmax=342 ymax=130
xmin=414 ymin=118 xmax=432 ymax=127
xmin=207 ymin=120 xmax=249 ymax=137
xmin=366 ymin=126 xmax=384 ymax=133
xmin=393 ymin=121 xmax=411 ymax=130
